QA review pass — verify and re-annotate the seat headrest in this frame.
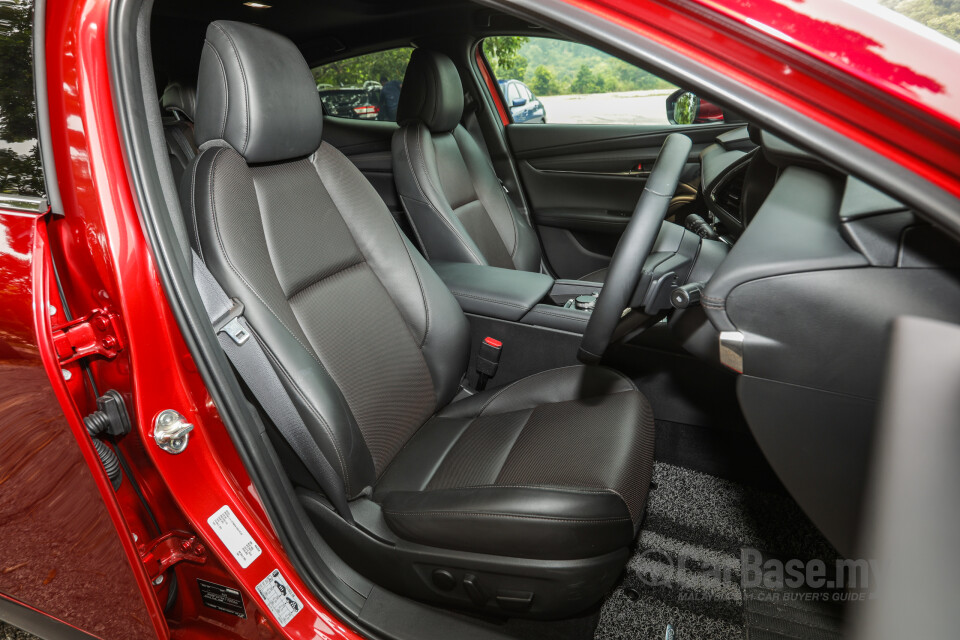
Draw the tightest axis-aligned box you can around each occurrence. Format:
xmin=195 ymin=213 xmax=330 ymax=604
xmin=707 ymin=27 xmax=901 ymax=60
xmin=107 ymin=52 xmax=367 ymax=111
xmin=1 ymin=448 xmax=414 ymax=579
xmin=194 ymin=21 xmax=323 ymax=164
xmin=161 ymin=82 xmax=197 ymax=122
xmin=397 ymin=49 xmax=464 ymax=133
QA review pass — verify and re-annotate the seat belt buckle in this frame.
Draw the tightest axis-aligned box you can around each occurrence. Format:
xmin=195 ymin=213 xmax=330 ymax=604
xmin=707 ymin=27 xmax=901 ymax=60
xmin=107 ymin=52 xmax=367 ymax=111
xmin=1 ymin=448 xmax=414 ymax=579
xmin=213 ymin=298 xmax=250 ymax=346
xmin=476 ymin=336 xmax=502 ymax=391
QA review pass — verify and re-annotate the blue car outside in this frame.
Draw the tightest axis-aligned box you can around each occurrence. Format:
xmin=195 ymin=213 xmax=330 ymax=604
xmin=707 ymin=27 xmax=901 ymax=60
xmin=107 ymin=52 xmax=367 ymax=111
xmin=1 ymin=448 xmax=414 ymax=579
xmin=498 ymin=79 xmax=546 ymax=124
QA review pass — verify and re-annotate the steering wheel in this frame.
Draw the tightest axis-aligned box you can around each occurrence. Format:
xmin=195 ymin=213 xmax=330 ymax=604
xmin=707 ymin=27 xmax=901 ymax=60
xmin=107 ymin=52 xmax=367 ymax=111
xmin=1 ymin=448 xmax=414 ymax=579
xmin=578 ymin=133 xmax=693 ymax=364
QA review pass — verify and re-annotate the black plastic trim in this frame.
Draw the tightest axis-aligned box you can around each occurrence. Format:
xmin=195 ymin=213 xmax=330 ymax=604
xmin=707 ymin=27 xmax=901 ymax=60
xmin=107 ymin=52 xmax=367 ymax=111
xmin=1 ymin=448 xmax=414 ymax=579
xmin=32 ymin=0 xmax=62 ymax=214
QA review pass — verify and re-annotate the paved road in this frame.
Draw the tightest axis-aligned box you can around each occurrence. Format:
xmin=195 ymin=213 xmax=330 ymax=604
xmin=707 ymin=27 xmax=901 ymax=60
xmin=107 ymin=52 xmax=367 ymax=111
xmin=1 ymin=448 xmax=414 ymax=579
xmin=538 ymin=89 xmax=674 ymax=126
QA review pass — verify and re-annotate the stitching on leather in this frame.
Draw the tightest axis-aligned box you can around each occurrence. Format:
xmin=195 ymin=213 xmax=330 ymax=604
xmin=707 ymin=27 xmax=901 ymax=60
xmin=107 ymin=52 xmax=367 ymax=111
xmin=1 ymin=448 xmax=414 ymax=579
xmin=397 ymin=236 xmax=430 ymax=348
xmin=254 ymin=329 xmax=353 ymax=494
xmin=202 ymin=40 xmax=228 ymax=140
xmin=205 ymin=148 xmax=327 ymax=373
xmin=447 ymin=484 xmax=617 ymax=495
xmin=475 ymin=364 xmax=583 ymax=417
xmin=406 ymin=124 xmax=484 ymax=265
xmin=286 ymin=259 xmax=366 ymax=300
xmin=449 ymin=291 xmax=525 ymax=309
xmin=190 ymin=151 xmax=203 ymax=259
xmin=382 ymin=510 xmax=631 ymax=524
xmin=455 ymin=129 xmax=519 ymax=262
xmin=529 ymin=309 xmax=588 ymax=323
xmin=211 ymin=23 xmax=250 ymax=156
xmin=580 ymin=269 xmax=606 ymax=282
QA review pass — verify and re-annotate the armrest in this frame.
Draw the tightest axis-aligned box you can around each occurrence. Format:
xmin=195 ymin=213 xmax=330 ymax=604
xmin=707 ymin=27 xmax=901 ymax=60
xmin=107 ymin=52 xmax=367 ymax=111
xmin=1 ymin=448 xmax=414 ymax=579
xmin=432 ymin=262 xmax=554 ymax=321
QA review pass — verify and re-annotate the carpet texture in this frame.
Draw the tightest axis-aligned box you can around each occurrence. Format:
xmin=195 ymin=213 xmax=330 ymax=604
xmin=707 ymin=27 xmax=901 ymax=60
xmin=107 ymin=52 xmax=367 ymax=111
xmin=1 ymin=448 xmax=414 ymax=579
xmin=595 ymin=462 xmax=843 ymax=640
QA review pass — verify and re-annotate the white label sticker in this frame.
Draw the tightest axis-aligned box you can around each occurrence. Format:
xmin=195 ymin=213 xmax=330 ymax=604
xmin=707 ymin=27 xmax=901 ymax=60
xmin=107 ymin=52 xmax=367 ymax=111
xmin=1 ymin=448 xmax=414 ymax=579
xmin=207 ymin=505 xmax=262 ymax=569
xmin=256 ymin=569 xmax=303 ymax=627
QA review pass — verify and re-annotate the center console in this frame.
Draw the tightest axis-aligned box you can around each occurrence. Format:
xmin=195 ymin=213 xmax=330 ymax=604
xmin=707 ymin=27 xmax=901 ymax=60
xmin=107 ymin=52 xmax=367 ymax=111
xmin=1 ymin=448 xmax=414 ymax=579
xmin=431 ymin=262 xmax=596 ymax=335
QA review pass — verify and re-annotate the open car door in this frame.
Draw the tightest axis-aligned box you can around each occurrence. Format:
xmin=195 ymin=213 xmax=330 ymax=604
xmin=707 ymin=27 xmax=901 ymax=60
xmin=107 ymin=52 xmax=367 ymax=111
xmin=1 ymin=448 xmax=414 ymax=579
xmin=850 ymin=315 xmax=960 ymax=639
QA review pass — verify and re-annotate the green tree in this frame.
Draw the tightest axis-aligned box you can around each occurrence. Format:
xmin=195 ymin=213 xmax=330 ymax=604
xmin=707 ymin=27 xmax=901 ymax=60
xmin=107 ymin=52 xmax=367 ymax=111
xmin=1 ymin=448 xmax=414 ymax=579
xmin=569 ymin=64 xmax=602 ymax=94
xmin=529 ymin=65 xmax=560 ymax=96
xmin=0 ymin=0 xmax=38 ymax=143
xmin=313 ymin=48 xmax=414 ymax=87
xmin=483 ymin=36 xmax=530 ymax=80
xmin=881 ymin=0 xmax=960 ymax=41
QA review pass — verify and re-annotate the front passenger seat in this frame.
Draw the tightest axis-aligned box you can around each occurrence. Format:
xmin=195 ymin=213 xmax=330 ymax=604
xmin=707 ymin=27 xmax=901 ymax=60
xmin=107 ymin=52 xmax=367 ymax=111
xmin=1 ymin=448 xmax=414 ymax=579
xmin=392 ymin=50 xmax=609 ymax=282
xmin=184 ymin=21 xmax=654 ymax=618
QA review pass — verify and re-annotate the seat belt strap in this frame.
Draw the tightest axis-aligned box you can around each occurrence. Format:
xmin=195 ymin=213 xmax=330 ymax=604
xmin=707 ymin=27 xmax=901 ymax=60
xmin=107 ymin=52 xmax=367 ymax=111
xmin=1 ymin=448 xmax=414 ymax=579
xmin=191 ymin=251 xmax=354 ymax=524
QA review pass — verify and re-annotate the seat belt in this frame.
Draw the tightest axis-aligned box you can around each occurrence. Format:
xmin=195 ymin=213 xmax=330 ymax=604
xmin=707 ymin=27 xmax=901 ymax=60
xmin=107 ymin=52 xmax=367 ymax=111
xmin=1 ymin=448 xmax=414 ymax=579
xmin=190 ymin=252 xmax=355 ymax=524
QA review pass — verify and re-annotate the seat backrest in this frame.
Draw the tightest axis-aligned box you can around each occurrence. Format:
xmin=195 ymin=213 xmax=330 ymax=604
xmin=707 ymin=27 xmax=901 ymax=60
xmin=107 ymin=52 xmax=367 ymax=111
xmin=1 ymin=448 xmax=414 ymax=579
xmin=392 ymin=49 xmax=541 ymax=273
xmin=183 ymin=21 xmax=470 ymax=494
xmin=160 ymin=81 xmax=198 ymax=186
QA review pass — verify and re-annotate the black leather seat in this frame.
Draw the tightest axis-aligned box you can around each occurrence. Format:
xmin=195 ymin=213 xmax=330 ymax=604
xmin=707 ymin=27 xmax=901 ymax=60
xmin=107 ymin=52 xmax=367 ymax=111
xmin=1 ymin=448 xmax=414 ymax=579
xmin=160 ymin=81 xmax=198 ymax=186
xmin=183 ymin=21 xmax=653 ymax=617
xmin=392 ymin=50 xmax=609 ymax=283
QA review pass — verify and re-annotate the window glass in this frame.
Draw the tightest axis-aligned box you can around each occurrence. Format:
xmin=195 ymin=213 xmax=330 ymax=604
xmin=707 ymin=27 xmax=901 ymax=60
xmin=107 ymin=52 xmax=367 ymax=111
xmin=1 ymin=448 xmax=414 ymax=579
xmin=311 ymin=47 xmax=413 ymax=122
xmin=877 ymin=0 xmax=960 ymax=42
xmin=482 ymin=36 xmax=680 ymax=125
xmin=0 ymin=0 xmax=45 ymax=199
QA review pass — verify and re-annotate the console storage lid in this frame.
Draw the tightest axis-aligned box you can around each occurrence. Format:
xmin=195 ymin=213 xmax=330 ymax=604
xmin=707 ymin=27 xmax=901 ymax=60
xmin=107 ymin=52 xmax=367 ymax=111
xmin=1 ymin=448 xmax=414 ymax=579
xmin=432 ymin=262 xmax=554 ymax=321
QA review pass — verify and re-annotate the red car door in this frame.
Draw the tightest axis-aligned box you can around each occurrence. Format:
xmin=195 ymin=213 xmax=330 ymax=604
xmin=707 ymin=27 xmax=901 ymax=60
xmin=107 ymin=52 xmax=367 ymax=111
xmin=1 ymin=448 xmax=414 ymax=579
xmin=0 ymin=1 xmax=162 ymax=637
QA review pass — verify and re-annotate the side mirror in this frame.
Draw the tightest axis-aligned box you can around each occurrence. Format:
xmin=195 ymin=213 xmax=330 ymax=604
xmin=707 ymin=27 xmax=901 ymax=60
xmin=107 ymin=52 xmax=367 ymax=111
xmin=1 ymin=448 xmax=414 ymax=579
xmin=512 ymin=98 xmax=528 ymax=108
xmin=666 ymin=89 xmax=725 ymax=125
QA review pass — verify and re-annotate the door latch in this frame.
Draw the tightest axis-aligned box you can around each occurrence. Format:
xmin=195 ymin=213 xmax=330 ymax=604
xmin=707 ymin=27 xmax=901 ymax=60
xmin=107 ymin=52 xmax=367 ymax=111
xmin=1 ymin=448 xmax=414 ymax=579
xmin=51 ymin=308 xmax=123 ymax=365
xmin=139 ymin=530 xmax=207 ymax=584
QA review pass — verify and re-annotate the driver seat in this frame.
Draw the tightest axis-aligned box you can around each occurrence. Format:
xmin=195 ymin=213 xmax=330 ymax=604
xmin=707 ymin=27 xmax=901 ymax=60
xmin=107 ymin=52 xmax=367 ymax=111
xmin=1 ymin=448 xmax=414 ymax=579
xmin=184 ymin=21 xmax=654 ymax=617
xmin=392 ymin=49 xmax=610 ymax=282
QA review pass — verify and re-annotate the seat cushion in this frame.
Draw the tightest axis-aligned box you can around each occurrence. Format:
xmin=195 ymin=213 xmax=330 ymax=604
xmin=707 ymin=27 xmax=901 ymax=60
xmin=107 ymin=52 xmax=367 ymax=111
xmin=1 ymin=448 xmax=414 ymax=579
xmin=375 ymin=365 xmax=655 ymax=560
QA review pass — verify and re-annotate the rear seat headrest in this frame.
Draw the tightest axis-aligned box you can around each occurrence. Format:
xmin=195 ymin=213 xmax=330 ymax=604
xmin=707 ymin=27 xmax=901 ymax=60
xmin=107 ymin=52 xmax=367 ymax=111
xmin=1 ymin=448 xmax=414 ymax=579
xmin=194 ymin=20 xmax=323 ymax=164
xmin=161 ymin=81 xmax=197 ymax=122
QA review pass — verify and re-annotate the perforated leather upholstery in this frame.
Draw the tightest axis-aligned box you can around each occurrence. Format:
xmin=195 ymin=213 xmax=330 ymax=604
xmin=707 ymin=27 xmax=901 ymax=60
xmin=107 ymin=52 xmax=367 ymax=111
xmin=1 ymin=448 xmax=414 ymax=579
xmin=182 ymin=20 xmax=653 ymax=579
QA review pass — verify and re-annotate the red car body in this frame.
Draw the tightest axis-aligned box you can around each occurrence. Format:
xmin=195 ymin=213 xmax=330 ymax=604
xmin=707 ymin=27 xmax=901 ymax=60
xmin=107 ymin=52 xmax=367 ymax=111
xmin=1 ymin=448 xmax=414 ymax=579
xmin=0 ymin=0 xmax=957 ymax=638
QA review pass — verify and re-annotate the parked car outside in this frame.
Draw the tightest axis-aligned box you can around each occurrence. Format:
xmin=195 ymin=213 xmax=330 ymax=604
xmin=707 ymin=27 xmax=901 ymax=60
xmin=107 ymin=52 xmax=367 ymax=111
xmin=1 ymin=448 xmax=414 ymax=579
xmin=498 ymin=78 xmax=546 ymax=123
xmin=318 ymin=87 xmax=381 ymax=120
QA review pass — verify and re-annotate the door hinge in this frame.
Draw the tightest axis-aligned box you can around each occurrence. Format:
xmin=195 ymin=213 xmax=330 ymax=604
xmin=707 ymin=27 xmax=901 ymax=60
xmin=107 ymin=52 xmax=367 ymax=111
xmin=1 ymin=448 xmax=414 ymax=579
xmin=139 ymin=531 xmax=207 ymax=584
xmin=51 ymin=308 xmax=123 ymax=365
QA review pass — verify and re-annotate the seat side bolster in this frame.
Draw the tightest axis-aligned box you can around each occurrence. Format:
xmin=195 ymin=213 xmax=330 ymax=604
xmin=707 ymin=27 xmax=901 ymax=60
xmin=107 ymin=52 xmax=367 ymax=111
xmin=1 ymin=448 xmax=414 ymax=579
xmin=452 ymin=127 xmax=542 ymax=273
xmin=391 ymin=123 xmax=488 ymax=266
xmin=380 ymin=486 xmax=633 ymax=560
xmin=189 ymin=146 xmax=377 ymax=493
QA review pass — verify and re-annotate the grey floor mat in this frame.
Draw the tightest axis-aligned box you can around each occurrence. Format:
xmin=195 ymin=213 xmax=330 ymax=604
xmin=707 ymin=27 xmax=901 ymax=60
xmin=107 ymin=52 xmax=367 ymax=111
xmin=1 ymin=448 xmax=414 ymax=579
xmin=595 ymin=463 xmax=844 ymax=640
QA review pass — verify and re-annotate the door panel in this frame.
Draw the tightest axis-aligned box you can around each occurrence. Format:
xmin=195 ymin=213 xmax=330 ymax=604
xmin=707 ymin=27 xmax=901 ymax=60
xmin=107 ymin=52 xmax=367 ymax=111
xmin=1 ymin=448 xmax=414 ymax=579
xmin=321 ymin=117 xmax=403 ymax=219
xmin=507 ymin=123 xmax=735 ymax=278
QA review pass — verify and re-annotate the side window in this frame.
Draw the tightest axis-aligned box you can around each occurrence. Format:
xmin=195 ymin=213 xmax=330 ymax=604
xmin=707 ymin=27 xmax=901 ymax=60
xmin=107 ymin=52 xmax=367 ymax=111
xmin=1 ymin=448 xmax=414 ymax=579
xmin=0 ymin=0 xmax=45 ymax=202
xmin=312 ymin=47 xmax=413 ymax=122
xmin=482 ymin=36 xmax=685 ymax=126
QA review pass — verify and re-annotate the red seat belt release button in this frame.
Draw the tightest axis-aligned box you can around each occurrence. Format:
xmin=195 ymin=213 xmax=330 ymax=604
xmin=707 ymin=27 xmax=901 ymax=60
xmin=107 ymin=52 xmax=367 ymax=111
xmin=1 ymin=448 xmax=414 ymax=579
xmin=476 ymin=337 xmax=502 ymax=391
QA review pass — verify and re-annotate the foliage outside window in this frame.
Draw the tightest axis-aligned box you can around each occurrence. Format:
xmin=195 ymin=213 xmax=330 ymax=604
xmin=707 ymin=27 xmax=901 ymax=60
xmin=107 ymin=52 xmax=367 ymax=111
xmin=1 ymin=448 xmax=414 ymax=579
xmin=880 ymin=0 xmax=960 ymax=41
xmin=483 ymin=36 xmax=677 ymax=125
xmin=0 ymin=0 xmax=45 ymax=197
xmin=311 ymin=48 xmax=414 ymax=122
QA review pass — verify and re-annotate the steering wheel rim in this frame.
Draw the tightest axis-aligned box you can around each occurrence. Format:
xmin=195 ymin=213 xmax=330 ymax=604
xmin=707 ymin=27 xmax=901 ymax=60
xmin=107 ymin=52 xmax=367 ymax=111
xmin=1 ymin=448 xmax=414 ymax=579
xmin=578 ymin=133 xmax=693 ymax=363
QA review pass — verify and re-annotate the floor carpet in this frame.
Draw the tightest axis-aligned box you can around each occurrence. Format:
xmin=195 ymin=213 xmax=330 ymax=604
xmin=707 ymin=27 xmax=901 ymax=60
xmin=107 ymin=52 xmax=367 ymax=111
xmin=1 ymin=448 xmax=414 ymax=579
xmin=594 ymin=462 xmax=844 ymax=640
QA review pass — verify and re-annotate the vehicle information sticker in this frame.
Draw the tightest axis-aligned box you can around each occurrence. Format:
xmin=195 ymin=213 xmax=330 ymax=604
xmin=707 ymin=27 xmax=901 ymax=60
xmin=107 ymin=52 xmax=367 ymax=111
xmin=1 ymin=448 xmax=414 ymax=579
xmin=256 ymin=569 xmax=303 ymax=627
xmin=197 ymin=579 xmax=247 ymax=618
xmin=207 ymin=505 xmax=262 ymax=568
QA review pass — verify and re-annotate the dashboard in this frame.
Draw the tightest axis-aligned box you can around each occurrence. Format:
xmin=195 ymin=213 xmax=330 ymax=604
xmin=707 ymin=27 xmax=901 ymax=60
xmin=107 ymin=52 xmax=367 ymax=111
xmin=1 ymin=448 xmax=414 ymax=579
xmin=673 ymin=126 xmax=960 ymax=555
